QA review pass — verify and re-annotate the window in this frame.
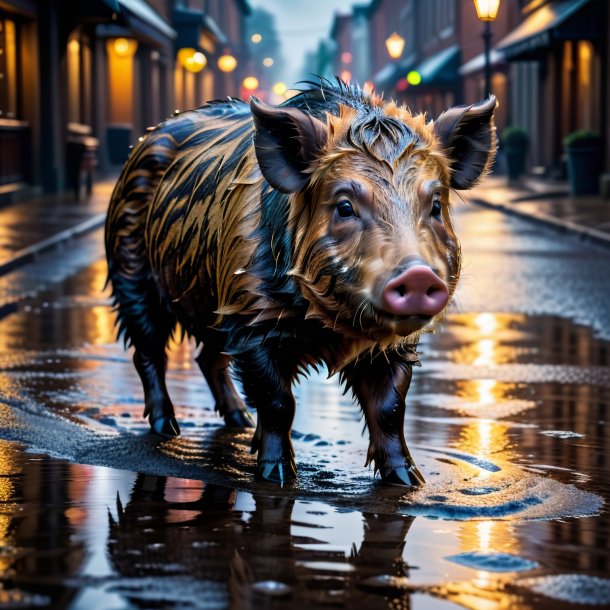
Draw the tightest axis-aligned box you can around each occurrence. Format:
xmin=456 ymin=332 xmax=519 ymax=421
xmin=0 ymin=16 xmax=19 ymax=119
xmin=66 ymin=29 xmax=92 ymax=126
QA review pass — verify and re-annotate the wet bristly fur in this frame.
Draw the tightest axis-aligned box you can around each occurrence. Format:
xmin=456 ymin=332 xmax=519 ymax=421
xmin=106 ymin=78 xmax=496 ymax=477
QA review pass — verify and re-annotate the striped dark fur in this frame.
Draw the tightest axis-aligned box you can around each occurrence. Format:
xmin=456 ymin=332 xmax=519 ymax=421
xmin=106 ymin=79 xmax=497 ymax=485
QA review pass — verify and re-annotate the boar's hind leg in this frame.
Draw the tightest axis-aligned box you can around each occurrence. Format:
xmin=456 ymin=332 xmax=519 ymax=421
xmin=342 ymin=351 xmax=424 ymax=487
xmin=195 ymin=348 xmax=254 ymax=428
xmin=111 ymin=273 xmax=180 ymax=438
xmin=235 ymin=350 xmax=296 ymax=486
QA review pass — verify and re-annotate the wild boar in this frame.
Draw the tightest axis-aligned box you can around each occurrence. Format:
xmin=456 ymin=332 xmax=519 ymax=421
xmin=105 ymin=80 xmax=496 ymax=486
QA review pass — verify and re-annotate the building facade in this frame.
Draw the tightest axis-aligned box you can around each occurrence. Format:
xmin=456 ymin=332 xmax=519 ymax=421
xmin=0 ymin=0 xmax=250 ymax=201
xmin=325 ymin=0 xmax=609 ymax=183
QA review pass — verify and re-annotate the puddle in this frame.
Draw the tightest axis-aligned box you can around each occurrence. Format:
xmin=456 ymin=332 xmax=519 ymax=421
xmin=0 ymin=249 xmax=609 ymax=607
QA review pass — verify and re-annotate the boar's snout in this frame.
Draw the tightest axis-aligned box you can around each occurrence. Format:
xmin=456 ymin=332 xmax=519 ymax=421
xmin=381 ymin=264 xmax=449 ymax=318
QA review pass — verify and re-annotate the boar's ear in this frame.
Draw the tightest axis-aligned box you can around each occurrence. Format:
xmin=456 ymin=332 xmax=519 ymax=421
xmin=433 ymin=96 xmax=497 ymax=190
xmin=250 ymin=97 xmax=327 ymax=193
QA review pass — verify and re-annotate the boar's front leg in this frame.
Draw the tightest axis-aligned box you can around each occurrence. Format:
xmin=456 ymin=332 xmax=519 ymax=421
xmin=342 ymin=350 xmax=425 ymax=487
xmin=235 ymin=348 xmax=296 ymax=486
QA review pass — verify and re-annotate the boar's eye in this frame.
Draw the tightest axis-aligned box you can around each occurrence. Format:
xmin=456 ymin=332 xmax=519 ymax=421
xmin=336 ymin=200 xmax=356 ymax=218
xmin=431 ymin=198 xmax=442 ymax=219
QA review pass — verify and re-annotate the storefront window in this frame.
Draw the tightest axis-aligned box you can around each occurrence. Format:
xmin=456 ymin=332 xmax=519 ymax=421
xmin=0 ymin=16 xmax=18 ymax=119
xmin=67 ymin=30 xmax=92 ymax=126
xmin=576 ymin=40 xmax=596 ymax=131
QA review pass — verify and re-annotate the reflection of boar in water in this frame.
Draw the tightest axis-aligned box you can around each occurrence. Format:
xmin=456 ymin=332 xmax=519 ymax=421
xmin=105 ymin=80 xmax=496 ymax=486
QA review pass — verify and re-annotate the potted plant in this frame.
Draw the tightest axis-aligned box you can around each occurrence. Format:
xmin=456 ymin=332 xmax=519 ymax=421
xmin=501 ymin=127 xmax=529 ymax=181
xmin=564 ymin=130 xmax=602 ymax=196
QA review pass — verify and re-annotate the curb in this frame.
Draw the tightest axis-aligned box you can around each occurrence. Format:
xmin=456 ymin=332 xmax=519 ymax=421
xmin=0 ymin=212 xmax=107 ymax=277
xmin=470 ymin=197 xmax=610 ymax=250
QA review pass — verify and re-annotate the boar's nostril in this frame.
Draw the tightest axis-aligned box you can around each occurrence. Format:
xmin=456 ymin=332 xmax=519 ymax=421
xmin=382 ymin=266 xmax=449 ymax=318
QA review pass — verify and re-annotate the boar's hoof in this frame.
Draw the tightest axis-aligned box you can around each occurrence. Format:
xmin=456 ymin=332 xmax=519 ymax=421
xmin=257 ymin=461 xmax=297 ymax=486
xmin=224 ymin=409 xmax=255 ymax=428
xmin=150 ymin=415 xmax=181 ymax=438
xmin=381 ymin=464 xmax=425 ymax=487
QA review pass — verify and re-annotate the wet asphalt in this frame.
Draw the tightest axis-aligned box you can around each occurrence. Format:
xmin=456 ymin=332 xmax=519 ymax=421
xmin=0 ymin=202 xmax=609 ymax=609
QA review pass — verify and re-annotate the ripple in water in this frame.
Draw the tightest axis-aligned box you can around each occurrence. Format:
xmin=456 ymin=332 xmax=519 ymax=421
xmin=445 ymin=551 xmax=539 ymax=572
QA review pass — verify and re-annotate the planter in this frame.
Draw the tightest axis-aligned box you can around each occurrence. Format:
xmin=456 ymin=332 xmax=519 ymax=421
xmin=566 ymin=146 xmax=602 ymax=196
xmin=504 ymin=144 xmax=528 ymax=180
xmin=107 ymin=124 xmax=133 ymax=165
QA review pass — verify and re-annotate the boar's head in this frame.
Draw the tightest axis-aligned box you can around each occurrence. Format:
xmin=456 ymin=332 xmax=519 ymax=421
xmin=250 ymin=91 xmax=496 ymax=345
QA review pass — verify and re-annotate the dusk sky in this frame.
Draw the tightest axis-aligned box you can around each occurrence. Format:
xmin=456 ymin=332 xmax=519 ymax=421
xmin=250 ymin=0 xmax=357 ymax=85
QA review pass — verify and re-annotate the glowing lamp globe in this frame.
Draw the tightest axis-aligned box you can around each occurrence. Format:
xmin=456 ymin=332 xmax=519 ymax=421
xmin=385 ymin=32 xmax=405 ymax=59
xmin=473 ymin=0 xmax=500 ymax=21
xmin=178 ymin=48 xmax=207 ymax=73
xmin=242 ymin=76 xmax=259 ymax=91
xmin=217 ymin=54 xmax=238 ymax=73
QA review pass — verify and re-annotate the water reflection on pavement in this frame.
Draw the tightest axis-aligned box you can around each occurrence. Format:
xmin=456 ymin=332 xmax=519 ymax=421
xmin=0 ymin=225 xmax=609 ymax=607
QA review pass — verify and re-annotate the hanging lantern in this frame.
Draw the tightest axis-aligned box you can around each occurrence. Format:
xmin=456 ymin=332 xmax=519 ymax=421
xmin=385 ymin=32 xmax=405 ymax=59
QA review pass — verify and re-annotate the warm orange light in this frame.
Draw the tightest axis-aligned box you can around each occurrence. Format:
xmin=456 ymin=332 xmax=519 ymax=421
xmin=113 ymin=37 xmax=130 ymax=57
xmin=473 ymin=0 xmax=501 ymax=21
xmin=385 ymin=31 xmax=405 ymax=59
xmin=109 ymin=37 xmax=137 ymax=58
xmin=363 ymin=81 xmax=374 ymax=94
xmin=340 ymin=69 xmax=351 ymax=83
xmin=262 ymin=57 xmax=274 ymax=67
xmin=68 ymin=38 xmax=80 ymax=54
xmin=272 ymin=82 xmax=287 ymax=96
xmin=341 ymin=51 xmax=352 ymax=64
xmin=217 ymin=54 xmax=237 ymax=73
xmin=177 ymin=48 xmax=207 ymax=73
xmin=251 ymin=33 xmax=262 ymax=44
xmin=242 ymin=76 xmax=259 ymax=91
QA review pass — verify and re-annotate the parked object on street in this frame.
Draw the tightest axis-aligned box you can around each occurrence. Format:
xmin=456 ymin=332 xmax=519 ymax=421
xmin=564 ymin=130 xmax=603 ymax=196
xmin=501 ymin=127 xmax=529 ymax=182
xmin=105 ymin=80 xmax=497 ymax=487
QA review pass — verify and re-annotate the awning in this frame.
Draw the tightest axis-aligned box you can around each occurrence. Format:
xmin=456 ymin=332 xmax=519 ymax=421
xmin=373 ymin=53 xmax=416 ymax=91
xmin=496 ymin=0 xmax=594 ymax=59
xmin=459 ymin=49 xmax=505 ymax=76
xmin=101 ymin=0 xmax=176 ymax=44
xmin=414 ymin=44 xmax=460 ymax=86
xmin=173 ymin=7 xmax=228 ymax=52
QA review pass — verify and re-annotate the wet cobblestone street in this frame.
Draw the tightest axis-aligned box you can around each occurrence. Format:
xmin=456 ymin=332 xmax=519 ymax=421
xmin=0 ymin=204 xmax=609 ymax=609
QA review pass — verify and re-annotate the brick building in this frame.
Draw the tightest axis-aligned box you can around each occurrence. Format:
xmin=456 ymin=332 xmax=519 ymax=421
xmin=326 ymin=0 xmax=609 ymax=183
xmin=0 ymin=0 xmax=250 ymax=201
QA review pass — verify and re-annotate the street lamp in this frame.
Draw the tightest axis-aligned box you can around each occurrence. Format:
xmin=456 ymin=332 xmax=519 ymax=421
xmin=385 ymin=32 xmax=405 ymax=60
xmin=473 ymin=0 xmax=501 ymax=98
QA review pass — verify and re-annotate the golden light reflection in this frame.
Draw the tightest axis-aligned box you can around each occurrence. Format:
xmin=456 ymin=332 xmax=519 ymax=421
xmin=476 ymin=379 xmax=497 ymax=405
xmin=473 ymin=339 xmax=495 ymax=366
xmin=0 ymin=441 xmax=21 ymax=572
xmin=458 ymin=419 xmax=512 ymax=460
xmin=457 ymin=519 xmax=520 ymax=563
xmin=474 ymin=313 xmax=498 ymax=336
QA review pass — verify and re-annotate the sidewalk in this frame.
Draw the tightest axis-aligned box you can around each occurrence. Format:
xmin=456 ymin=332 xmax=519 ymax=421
xmin=467 ymin=176 xmax=610 ymax=249
xmin=0 ymin=173 xmax=117 ymax=276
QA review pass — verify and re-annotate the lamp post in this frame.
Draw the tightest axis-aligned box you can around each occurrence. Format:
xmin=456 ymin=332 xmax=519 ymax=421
xmin=473 ymin=0 xmax=500 ymax=98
